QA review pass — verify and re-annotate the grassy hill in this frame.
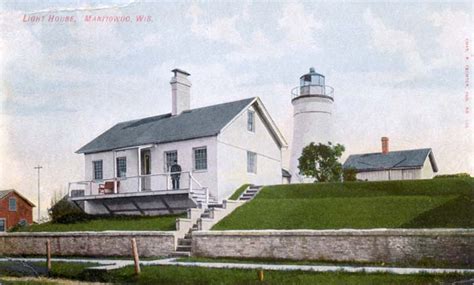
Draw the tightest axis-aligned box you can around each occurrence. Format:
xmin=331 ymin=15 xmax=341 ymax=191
xmin=16 ymin=214 xmax=182 ymax=232
xmin=213 ymin=178 xmax=473 ymax=230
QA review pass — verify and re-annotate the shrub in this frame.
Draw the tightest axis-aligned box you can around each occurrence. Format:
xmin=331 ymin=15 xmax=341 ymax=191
xmin=434 ymin=173 xmax=471 ymax=179
xmin=8 ymin=221 xmax=28 ymax=232
xmin=298 ymin=142 xmax=345 ymax=182
xmin=343 ymin=168 xmax=358 ymax=182
xmin=49 ymin=196 xmax=84 ymax=223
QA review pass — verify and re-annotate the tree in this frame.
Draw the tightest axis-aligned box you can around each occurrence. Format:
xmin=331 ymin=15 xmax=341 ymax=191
xmin=343 ymin=167 xmax=358 ymax=182
xmin=298 ymin=142 xmax=345 ymax=182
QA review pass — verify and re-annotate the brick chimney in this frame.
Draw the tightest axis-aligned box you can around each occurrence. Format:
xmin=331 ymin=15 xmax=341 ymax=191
xmin=381 ymin=137 xmax=389 ymax=154
xmin=170 ymin=68 xmax=191 ymax=116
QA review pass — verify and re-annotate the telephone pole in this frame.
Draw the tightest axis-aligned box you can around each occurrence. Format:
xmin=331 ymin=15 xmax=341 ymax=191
xmin=34 ymin=165 xmax=43 ymax=221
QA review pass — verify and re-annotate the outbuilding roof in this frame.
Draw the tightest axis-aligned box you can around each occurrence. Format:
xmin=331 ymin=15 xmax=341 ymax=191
xmin=343 ymin=148 xmax=438 ymax=173
xmin=77 ymin=97 xmax=287 ymax=154
xmin=0 ymin=189 xmax=36 ymax=207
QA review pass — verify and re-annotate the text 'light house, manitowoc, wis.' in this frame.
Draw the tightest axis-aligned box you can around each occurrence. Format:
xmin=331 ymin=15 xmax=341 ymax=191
xmin=68 ymin=69 xmax=288 ymax=215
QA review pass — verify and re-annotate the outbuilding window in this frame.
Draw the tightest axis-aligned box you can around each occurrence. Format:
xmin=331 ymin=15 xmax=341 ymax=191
xmin=193 ymin=147 xmax=207 ymax=171
xmin=93 ymin=160 xmax=103 ymax=180
xmin=247 ymin=151 xmax=257 ymax=174
xmin=116 ymin=157 xmax=127 ymax=178
xmin=9 ymin=198 xmax=17 ymax=211
xmin=247 ymin=110 xmax=255 ymax=132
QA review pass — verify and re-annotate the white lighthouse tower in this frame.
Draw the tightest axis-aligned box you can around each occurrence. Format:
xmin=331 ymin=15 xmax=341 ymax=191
xmin=289 ymin=68 xmax=334 ymax=182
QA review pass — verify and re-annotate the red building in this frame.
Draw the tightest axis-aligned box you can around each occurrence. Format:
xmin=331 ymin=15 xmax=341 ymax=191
xmin=0 ymin=189 xmax=35 ymax=232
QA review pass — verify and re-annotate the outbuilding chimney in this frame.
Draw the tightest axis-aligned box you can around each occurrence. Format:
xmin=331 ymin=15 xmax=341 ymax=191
xmin=170 ymin=68 xmax=191 ymax=116
xmin=381 ymin=137 xmax=389 ymax=154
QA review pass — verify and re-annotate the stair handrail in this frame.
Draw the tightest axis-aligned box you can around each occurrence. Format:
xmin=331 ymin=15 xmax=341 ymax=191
xmin=188 ymin=172 xmax=209 ymax=207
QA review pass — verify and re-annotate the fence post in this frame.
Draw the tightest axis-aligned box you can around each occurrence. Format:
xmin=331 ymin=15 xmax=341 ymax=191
xmin=131 ymin=238 xmax=141 ymax=275
xmin=205 ymin=188 xmax=209 ymax=205
xmin=46 ymin=239 xmax=51 ymax=272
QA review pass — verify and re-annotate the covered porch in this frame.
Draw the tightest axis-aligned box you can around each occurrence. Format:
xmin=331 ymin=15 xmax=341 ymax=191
xmin=68 ymin=144 xmax=211 ymax=214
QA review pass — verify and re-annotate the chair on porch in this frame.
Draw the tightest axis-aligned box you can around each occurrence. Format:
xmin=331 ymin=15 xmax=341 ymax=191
xmin=98 ymin=181 xmax=119 ymax=195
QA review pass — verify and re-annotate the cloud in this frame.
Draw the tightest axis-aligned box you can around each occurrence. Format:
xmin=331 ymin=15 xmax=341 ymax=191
xmin=363 ymin=8 xmax=425 ymax=76
xmin=428 ymin=9 xmax=470 ymax=69
xmin=186 ymin=2 xmax=323 ymax=62
xmin=278 ymin=2 xmax=323 ymax=49
xmin=363 ymin=7 xmax=471 ymax=83
xmin=187 ymin=4 xmax=242 ymax=46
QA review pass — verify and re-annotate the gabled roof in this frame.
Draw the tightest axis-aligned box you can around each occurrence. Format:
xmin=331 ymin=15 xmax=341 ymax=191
xmin=343 ymin=148 xmax=438 ymax=173
xmin=77 ymin=97 xmax=286 ymax=154
xmin=0 ymin=189 xmax=36 ymax=207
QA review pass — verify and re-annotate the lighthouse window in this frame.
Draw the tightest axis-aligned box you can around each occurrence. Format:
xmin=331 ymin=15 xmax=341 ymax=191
xmin=247 ymin=110 xmax=255 ymax=132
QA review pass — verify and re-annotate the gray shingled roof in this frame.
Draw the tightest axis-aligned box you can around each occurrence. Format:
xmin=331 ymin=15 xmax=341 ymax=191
xmin=0 ymin=190 xmax=13 ymax=199
xmin=343 ymin=148 xmax=438 ymax=172
xmin=0 ymin=189 xmax=35 ymax=206
xmin=77 ymin=97 xmax=256 ymax=154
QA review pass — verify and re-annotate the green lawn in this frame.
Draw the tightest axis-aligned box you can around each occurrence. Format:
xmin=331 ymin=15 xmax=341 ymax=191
xmin=0 ymin=261 xmax=472 ymax=284
xmin=213 ymin=178 xmax=473 ymax=230
xmin=16 ymin=214 xmax=183 ymax=232
xmin=229 ymin=184 xmax=251 ymax=200
xmin=176 ymin=256 xmax=474 ymax=269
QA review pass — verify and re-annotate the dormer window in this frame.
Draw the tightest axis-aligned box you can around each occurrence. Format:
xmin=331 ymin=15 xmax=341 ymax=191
xmin=247 ymin=110 xmax=255 ymax=132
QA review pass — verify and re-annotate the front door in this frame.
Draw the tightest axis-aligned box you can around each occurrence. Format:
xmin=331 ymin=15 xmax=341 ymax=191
xmin=141 ymin=149 xmax=151 ymax=191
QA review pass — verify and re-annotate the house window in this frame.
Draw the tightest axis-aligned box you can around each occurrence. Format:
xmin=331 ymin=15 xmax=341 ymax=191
xmin=193 ymin=147 xmax=207 ymax=171
xmin=9 ymin=198 xmax=17 ymax=211
xmin=247 ymin=110 xmax=255 ymax=132
xmin=165 ymin=151 xmax=178 ymax=172
xmin=247 ymin=151 xmax=257 ymax=173
xmin=116 ymin=157 xmax=127 ymax=178
xmin=93 ymin=160 xmax=103 ymax=180
xmin=0 ymin=219 xmax=5 ymax=232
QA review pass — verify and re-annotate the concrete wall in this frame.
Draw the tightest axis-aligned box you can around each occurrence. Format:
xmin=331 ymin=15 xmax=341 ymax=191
xmin=0 ymin=231 xmax=175 ymax=257
xmin=192 ymin=229 xmax=473 ymax=265
xmin=217 ymin=104 xmax=283 ymax=200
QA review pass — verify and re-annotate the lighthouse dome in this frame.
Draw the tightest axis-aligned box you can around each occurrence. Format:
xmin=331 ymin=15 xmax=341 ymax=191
xmin=292 ymin=68 xmax=333 ymax=100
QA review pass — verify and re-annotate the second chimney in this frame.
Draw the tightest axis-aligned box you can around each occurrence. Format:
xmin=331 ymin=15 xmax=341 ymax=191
xmin=381 ymin=137 xmax=389 ymax=154
xmin=170 ymin=68 xmax=191 ymax=116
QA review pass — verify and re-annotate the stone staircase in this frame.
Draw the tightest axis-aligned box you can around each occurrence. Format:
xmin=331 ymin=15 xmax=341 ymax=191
xmin=238 ymin=185 xmax=263 ymax=201
xmin=171 ymin=200 xmax=244 ymax=257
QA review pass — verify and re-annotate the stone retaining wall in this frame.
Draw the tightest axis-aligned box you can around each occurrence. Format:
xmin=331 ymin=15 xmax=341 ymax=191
xmin=0 ymin=231 xmax=175 ymax=257
xmin=192 ymin=229 xmax=474 ymax=265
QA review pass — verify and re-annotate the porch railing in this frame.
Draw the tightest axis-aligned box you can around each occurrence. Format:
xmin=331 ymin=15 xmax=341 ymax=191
xmin=68 ymin=171 xmax=209 ymax=206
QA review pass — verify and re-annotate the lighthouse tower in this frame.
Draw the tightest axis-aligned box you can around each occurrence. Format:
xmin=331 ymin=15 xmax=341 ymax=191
xmin=289 ymin=68 xmax=334 ymax=182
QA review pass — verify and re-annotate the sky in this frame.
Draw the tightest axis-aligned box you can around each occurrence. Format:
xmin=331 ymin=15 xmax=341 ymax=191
xmin=0 ymin=0 xmax=472 ymax=220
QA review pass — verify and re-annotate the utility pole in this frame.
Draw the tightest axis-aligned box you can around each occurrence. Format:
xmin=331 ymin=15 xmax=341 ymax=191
xmin=34 ymin=165 xmax=43 ymax=222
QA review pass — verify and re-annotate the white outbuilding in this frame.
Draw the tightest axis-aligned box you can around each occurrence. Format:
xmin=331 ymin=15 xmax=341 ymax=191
xmin=343 ymin=137 xmax=439 ymax=181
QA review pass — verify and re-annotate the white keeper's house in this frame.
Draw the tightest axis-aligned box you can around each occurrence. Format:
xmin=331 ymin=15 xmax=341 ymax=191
xmin=69 ymin=69 xmax=288 ymax=215
xmin=343 ymin=137 xmax=439 ymax=181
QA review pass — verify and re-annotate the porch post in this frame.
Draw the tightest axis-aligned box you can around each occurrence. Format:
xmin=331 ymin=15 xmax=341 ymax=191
xmin=189 ymin=172 xmax=193 ymax=193
xmin=113 ymin=151 xmax=117 ymax=194
xmin=137 ymin=147 xmax=141 ymax=192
